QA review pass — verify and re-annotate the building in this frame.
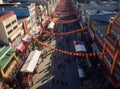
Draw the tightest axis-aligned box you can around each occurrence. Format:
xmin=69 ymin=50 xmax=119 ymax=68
xmin=0 ymin=46 xmax=21 ymax=83
xmin=84 ymin=10 xmax=116 ymax=26
xmin=0 ymin=3 xmax=37 ymax=31
xmin=0 ymin=0 xmax=3 ymax=4
xmin=78 ymin=1 xmax=120 ymax=25
xmin=0 ymin=11 xmax=22 ymax=48
xmin=101 ymin=12 xmax=120 ymax=88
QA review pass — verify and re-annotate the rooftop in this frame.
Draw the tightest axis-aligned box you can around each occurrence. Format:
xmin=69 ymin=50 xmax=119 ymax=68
xmin=0 ymin=11 xmax=15 ymax=22
xmin=0 ymin=46 xmax=14 ymax=67
xmin=87 ymin=10 xmax=116 ymax=15
xmin=0 ymin=3 xmax=32 ymax=8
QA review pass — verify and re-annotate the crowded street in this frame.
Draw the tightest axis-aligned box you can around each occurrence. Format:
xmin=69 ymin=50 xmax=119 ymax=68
xmin=30 ymin=0 xmax=109 ymax=89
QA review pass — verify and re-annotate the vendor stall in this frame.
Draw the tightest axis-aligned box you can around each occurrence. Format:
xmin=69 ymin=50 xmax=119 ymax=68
xmin=73 ymin=40 xmax=86 ymax=53
xmin=78 ymin=68 xmax=85 ymax=79
xmin=20 ymin=50 xmax=41 ymax=87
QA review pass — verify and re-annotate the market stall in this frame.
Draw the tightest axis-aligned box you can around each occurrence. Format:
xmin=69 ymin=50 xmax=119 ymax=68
xmin=20 ymin=50 xmax=41 ymax=87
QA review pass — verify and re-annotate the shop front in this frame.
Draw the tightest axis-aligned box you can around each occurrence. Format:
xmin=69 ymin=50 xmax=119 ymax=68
xmin=0 ymin=46 xmax=21 ymax=84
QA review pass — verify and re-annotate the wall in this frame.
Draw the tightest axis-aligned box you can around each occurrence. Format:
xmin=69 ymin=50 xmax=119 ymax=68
xmin=0 ymin=22 xmax=8 ymax=44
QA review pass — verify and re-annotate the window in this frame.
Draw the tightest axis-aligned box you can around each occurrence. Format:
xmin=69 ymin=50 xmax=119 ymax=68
xmin=12 ymin=20 xmax=16 ymax=24
xmin=8 ymin=29 xmax=13 ymax=35
xmin=6 ymin=23 xmax=11 ymax=28
xmin=13 ymin=25 xmax=18 ymax=30
xmin=8 ymin=38 xmax=11 ymax=42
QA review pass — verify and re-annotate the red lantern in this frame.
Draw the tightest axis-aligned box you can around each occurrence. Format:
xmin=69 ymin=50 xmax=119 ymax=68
xmin=97 ymin=53 xmax=100 ymax=56
xmin=73 ymin=53 xmax=76 ymax=56
xmin=64 ymin=51 xmax=67 ymax=54
xmin=93 ymin=53 xmax=96 ymax=57
xmin=86 ymin=53 xmax=88 ymax=57
xmin=82 ymin=53 xmax=85 ymax=57
xmin=58 ymin=50 xmax=62 ymax=53
xmin=61 ymin=50 xmax=64 ymax=53
xmin=69 ymin=52 xmax=72 ymax=55
xmin=55 ymin=49 xmax=58 ymax=51
xmin=51 ymin=47 xmax=54 ymax=50
xmin=78 ymin=53 xmax=81 ymax=56
xmin=76 ymin=53 xmax=79 ymax=56
xmin=89 ymin=53 xmax=93 ymax=57
xmin=66 ymin=52 xmax=69 ymax=55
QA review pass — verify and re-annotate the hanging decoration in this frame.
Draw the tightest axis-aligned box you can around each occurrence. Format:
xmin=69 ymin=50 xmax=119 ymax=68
xmin=33 ymin=38 xmax=104 ymax=57
xmin=41 ymin=26 xmax=87 ymax=36
xmin=55 ymin=18 xmax=80 ymax=24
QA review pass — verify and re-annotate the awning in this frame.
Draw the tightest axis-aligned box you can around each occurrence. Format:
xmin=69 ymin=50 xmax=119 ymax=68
xmin=20 ymin=50 xmax=41 ymax=72
xmin=78 ymin=68 xmax=85 ymax=78
xmin=47 ymin=21 xmax=55 ymax=29
xmin=75 ymin=44 xmax=86 ymax=52
xmin=22 ymin=34 xmax=32 ymax=42
xmin=17 ymin=43 xmax=25 ymax=52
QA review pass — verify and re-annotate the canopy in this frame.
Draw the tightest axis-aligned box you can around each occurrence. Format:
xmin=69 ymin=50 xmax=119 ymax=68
xmin=47 ymin=21 xmax=55 ymax=29
xmin=75 ymin=44 xmax=86 ymax=52
xmin=16 ymin=42 xmax=25 ymax=52
xmin=22 ymin=34 xmax=32 ymax=42
xmin=78 ymin=68 xmax=85 ymax=78
xmin=20 ymin=50 xmax=41 ymax=73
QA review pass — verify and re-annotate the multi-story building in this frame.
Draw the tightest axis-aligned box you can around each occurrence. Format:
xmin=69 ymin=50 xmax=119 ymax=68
xmin=0 ymin=0 xmax=3 ymax=4
xmin=0 ymin=46 xmax=21 ymax=83
xmin=102 ymin=13 xmax=120 ymax=88
xmin=0 ymin=3 xmax=36 ymax=32
xmin=0 ymin=11 xmax=21 ymax=48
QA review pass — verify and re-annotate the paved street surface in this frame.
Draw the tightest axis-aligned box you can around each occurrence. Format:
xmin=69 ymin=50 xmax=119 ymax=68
xmin=30 ymin=38 xmax=56 ymax=89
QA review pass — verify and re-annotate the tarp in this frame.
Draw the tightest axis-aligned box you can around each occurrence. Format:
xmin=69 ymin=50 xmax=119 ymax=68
xmin=47 ymin=21 xmax=55 ymax=29
xmin=78 ymin=68 xmax=85 ymax=78
xmin=17 ymin=42 xmax=25 ymax=52
xmin=75 ymin=44 xmax=86 ymax=52
xmin=20 ymin=50 xmax=41 ymax=73
xmin=22 ymin=34 xmax=32 ymax=42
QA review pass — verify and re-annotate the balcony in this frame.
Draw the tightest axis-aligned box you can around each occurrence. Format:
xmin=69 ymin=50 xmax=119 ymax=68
xmin=104 ymin=35 xmax=117 ymax=51
xmin=106 ymin=46 xmax=114 ymax=60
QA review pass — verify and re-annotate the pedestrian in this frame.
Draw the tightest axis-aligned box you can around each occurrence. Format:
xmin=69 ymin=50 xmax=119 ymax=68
xmin=62 ymin=69 xmax=65 ymax=75
xmin=56 ymin=79 xmax=59 ymax=84
xmin=63 ymin=64 xmax=66 ymax=69
xmin=41 ymin=54 xmax=44 ymax=62
xmin=65 ymin=81 xmax=68 ymax=86
xmin=52 ymin=79 xmax=55 ymax=84
xmin=61 ymin=80 xmax=64 ymax=86
xmin=45 ymin=50 xmax=47 ymax=57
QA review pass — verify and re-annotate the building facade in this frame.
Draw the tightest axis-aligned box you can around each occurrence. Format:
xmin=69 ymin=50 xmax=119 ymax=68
xmin=0 ymin=46 xmax=21 ymax=82
xmin=0 ymin=11 xmax=21 ymax=48
xmin=102 ymin=13 xmax=120 ymax=88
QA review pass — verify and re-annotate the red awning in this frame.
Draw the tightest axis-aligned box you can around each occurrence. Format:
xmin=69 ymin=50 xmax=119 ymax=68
xmin=17 ymin=43 xmax=25 ymax=52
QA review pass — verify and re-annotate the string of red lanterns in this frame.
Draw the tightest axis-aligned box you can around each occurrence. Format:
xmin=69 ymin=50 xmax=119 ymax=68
xmin=41 ymin=26 xmax=88 ymax=35
xmin=33 ymin=37 xmax=105 ymax=57
xmin=55 ymin=18 xmax=80 ymax=24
